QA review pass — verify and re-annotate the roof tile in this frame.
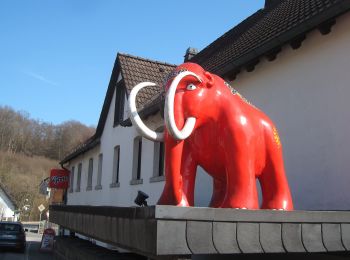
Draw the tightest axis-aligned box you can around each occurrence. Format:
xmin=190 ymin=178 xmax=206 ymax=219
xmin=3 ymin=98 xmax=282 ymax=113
xmin=118 ymin=53 xmax=176 ymax=109
xmin=191 ymin=0 xmax=348 ymax=76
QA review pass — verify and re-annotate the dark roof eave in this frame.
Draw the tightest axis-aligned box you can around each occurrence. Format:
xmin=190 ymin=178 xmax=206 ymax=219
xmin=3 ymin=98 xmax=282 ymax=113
xmin=95 ymin=56 xmax=122 ymax=138
xmin=60 ymin=137 xmax=101 ymax=165
xmin=218 ymin=1 xmax=350 ymax=78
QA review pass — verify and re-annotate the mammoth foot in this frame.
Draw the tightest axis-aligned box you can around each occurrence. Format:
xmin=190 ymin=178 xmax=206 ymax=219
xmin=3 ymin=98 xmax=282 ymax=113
xmin=233 ymin=208 xmax=285 ymax=210
xmin=157 ymin=192 xmax=191 ymax=207
xmin=220 ymin=198 xmax=259 ymax=209
xmin=261 ymin=198 xmax=293 ymax=210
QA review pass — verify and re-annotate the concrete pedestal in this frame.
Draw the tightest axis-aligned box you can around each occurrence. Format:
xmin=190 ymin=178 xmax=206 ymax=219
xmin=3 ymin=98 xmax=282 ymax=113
xmin=50 ymin=205 xmax=350 ymax=259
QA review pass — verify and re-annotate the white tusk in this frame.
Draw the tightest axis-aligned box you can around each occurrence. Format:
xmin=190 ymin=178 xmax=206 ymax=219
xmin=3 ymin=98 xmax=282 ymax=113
xmin=128 ymin=82 xmax=164 ymax=142
xmin=164 ymin=71 xmax=200 ymax=140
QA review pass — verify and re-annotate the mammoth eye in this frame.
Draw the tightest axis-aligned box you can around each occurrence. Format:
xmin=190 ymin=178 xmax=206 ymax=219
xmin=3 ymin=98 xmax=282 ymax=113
xmin=186 ymin=84 xmax=197 ymax=91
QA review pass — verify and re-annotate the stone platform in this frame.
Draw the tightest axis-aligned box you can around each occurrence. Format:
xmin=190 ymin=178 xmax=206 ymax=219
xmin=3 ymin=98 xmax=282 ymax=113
xmin=50 ymin=205 xmax=350 ymax=258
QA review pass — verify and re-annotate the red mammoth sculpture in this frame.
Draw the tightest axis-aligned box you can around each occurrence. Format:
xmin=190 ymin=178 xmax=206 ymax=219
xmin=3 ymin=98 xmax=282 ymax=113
xmin=129 ymin=62 xmax=293 ymax=210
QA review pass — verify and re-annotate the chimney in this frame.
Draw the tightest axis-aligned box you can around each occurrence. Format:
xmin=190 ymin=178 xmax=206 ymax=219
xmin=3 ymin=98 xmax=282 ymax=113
xmin=184 ymin=47 xmax=199 ymax=62
xmin=264 ymin=0 xmax=280 ymax=9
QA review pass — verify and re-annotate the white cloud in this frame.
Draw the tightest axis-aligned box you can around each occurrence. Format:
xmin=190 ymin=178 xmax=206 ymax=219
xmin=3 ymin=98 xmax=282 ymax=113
xmin=23 ymin=71 xmax=59 ymax=86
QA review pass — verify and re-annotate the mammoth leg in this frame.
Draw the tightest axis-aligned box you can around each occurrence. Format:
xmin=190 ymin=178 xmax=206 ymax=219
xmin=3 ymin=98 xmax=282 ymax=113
xmin=158 ymin=136 xmax=185 ymax=206
xmin=220 ymin=147 xmax=259 ymax=209
xmin=209 ymin=178 xmax=226 ymax=208
xmin=259 ymin=146 xmax=293 ymax=210
xmin=158 ymin=134 xmax=197 ymax=206
xmin=180 ymin=145 xmax=197 ymax=206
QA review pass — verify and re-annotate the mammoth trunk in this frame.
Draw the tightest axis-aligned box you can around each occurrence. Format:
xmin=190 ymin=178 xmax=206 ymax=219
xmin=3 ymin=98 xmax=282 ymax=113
xmin=158 ymin=94 xmax=192 ymax=205
xmin=164 ymin=71 xmax=198 ymax=140
xmin=173 ymin=94 xmax=186 ymax=130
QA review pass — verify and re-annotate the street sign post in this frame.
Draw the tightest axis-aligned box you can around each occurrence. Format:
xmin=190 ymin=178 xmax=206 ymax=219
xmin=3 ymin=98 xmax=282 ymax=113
xmin=38 ymin=204 xmax=45 ymax=222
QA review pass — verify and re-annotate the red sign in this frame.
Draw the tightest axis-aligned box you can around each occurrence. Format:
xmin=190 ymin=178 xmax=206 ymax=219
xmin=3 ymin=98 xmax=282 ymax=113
xmin=49 ymin=169 xmax=70 ymax=189
xmin=40 ymin=228 xmax=56 ymax=251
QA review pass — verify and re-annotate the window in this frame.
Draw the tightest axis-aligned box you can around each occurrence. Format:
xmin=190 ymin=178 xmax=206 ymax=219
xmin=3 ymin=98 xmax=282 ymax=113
xmin=130 ymin=137 xmax=143 ymax=185
xmin=110 ymin=146 xmax=120 ymax=188
xmin=150 ymin=142 xmax=165 ymax=183
xmin=76 ymin=163 xmax=82 ymax=192
xmin=137 ymin=140 xmax=142 ymax=180
xmin=95 ymin=153 xmax=103 ymax=190
xmin=69 ymin=166 xmax=75 ymax=192
xmin=114 ymin=82 xmax=125 ymax=126
xmin=158 ymin=143 xmax=165 ymax=176
xmin=87 ymin=158 xmax=93 ymax=191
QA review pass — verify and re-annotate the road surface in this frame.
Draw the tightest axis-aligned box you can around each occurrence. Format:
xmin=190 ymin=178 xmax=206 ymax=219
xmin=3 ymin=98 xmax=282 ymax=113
xmin=0 ymin=232 xmax=53 ymax=260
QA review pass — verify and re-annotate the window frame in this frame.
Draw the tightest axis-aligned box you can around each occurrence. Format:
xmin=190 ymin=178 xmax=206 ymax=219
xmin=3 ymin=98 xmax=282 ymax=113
xmin=150 ymin=142 xmax=165 ymax=183
xmin=69 ymin=166 xmax=75 ymax=193
xmin=86 ymin=158 xmax=93 ymax=191
xmin=75 ymin=163 xmax=82 ymax=192
xmin=130 ymin=137 xmax=143 ymax=185
xmin=110 ymin=145 xmax=121 ymax=188
xmin=95 ymin=153 xmax=103 ymax=190
xmin=113 ymin=81 xmax=125 ymax=127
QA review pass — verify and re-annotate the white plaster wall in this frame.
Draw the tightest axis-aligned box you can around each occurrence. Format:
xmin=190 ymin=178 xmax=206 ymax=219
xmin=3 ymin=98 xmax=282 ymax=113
xmin=230 ymin=12 xmax=350 ymax=210
xmin=67 ymin=87 xmax=164 ymax=206
xmin=66 ymin=146 xmax=101 ymax=205
xmin=3 ymin=208 xmax=14 ymax=219
xmin=98 ymin=91 xmax=163 ymax=206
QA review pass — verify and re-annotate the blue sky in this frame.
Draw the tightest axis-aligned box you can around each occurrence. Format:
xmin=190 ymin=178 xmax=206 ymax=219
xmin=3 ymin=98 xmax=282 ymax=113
xmin=0 ymin=1 xmax=264 ymax=127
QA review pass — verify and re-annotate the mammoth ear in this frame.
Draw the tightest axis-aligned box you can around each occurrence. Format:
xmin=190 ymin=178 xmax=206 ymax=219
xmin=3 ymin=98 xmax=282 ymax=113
xmin=204 ymin=71 xmax=214 ymax=88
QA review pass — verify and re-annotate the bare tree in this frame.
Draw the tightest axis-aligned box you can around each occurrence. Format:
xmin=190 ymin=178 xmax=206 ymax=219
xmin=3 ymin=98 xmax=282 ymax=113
xmin=0 ymin=106 xmax=95 ymax=160
xmin=0 ymin=106 xmax=96 ymax=220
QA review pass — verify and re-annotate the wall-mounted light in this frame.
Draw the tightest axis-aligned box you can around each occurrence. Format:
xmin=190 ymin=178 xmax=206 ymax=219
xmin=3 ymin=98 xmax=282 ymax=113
xmin=134 ymin=190 xmax=149 ymax=206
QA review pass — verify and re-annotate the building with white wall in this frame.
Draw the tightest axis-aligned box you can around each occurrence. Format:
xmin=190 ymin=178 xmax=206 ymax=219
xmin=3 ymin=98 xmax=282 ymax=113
xmin=228 ymin=17 xmax=350 ymax=210
xmin=0 ymin=184 xmax=18 ymax=221
xmin=191 ymin=0 xmax=350 ymax=210
xmin=61 ymin=54 xmax=182 ymax=207
xmin=54 ymin=0 xmax=350 ymax=256
xmin=62 ymin=0 xmax=350 ymax=211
